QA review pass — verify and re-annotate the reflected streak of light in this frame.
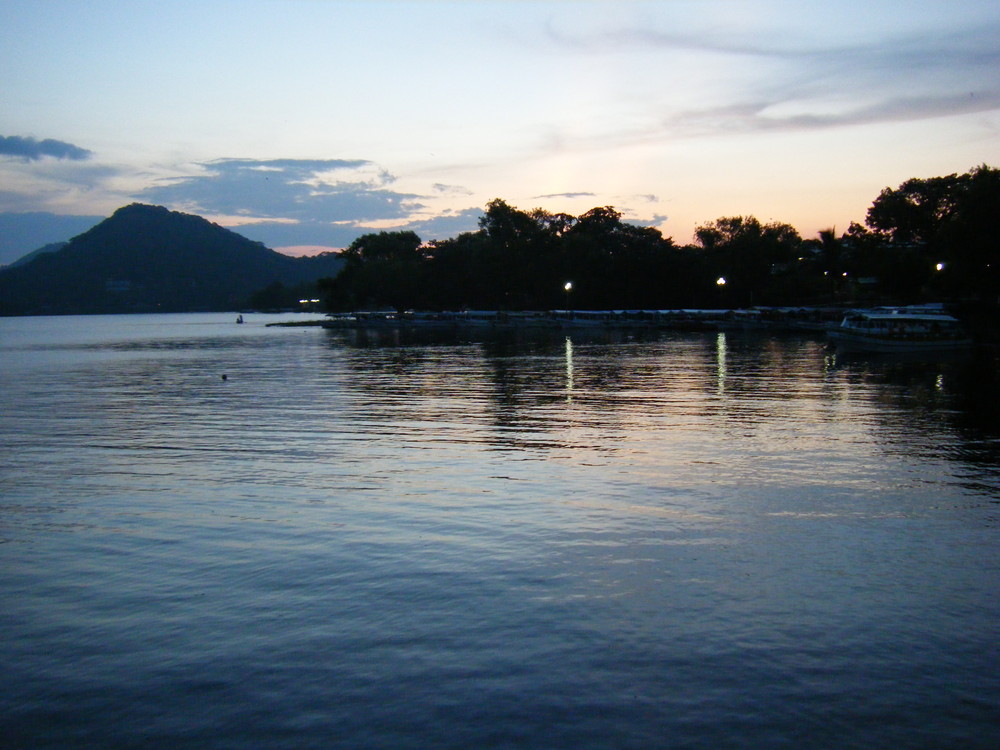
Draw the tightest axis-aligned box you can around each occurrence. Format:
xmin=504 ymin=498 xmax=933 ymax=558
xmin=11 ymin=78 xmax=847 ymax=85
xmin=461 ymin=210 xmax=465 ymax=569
xmin=716 ymin=331 xmax=727 ymax=394
xmin=565 ymin=336 xmax=574 ymax=400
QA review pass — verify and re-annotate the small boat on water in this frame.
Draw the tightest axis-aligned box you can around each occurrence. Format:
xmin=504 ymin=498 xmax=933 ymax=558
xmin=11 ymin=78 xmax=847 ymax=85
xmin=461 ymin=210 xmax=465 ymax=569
xmin=827 ymin=306 xmax=972 ymax=352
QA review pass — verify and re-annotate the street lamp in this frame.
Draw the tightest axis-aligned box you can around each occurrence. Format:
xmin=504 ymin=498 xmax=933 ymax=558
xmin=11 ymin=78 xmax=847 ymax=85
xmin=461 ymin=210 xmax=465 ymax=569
xmin=564 ymin=281 xmax=573 ymax=311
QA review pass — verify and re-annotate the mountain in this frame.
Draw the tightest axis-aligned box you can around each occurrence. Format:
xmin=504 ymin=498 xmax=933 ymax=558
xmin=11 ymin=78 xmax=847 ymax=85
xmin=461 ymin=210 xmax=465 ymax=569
xmin=0 ymin=211 xmax=103 ymax=267
xmin=0 ymin=204 xmax=343 ymax=315
xmin=6 ymin=241 xmax=67 ymax=268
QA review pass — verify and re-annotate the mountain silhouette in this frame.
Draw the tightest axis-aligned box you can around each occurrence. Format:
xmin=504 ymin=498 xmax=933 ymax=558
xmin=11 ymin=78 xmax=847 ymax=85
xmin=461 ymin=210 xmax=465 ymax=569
xmin=6 ymin=241 xmax=68 ymax=269
xmin=0 ymin=204 xmax=343 ymax=315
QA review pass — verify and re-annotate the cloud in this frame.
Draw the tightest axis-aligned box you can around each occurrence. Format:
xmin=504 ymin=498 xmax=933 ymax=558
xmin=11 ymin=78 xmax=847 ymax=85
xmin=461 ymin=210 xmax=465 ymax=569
xmin=397 ymin=207 xmax=484 ymax=242
xmin=548 ymin=16 xmax=1000 ymax=140
xmin=234 ymin=206 xmax=485 ymax=251
xmin=135 ymin=157 xmax=499 ymax=249
xmin=533 ymin=192 xmax=596 ymax=200
xmin=140 ymin=158 xmax=424 ymax=223
xmin=763 ymin=25 xmax=1000 ymax=124
xmin=549 ymin=9 xmax=1000 ymax=69
xmin=0 ymin=159 xmax=126 ymax=216
xmin=432 ymin=183 xmax=474 ymax=196
xmin=665 ymin=90 xmax=1000 ymax=138
xmin=0 ymin=135 xmax=92 ymax=161
xmin=627 ymin=213 xmax=669 ymax=229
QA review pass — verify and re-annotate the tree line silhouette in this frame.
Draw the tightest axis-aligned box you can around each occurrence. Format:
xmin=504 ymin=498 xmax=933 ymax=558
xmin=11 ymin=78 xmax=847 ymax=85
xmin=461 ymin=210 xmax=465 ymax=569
xmin=320 ymin=165 xmax=999 ymax=312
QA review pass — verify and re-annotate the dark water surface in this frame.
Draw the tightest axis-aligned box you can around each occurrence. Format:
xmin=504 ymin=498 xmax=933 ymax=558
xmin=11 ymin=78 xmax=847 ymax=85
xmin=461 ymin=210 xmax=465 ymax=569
xmin=2 ymin=313 xmax=998 ymax=749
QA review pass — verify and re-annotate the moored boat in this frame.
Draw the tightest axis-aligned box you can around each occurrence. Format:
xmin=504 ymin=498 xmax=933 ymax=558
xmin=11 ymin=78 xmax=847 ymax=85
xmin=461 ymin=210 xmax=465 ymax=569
xmin=827 ymin=306 xmax=972 ymax=352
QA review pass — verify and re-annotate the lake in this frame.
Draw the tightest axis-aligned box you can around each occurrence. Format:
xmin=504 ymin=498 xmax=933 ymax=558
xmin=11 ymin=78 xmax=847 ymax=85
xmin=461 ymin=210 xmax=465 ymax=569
xmin=1 ymin=313 xmax=998 ymax=749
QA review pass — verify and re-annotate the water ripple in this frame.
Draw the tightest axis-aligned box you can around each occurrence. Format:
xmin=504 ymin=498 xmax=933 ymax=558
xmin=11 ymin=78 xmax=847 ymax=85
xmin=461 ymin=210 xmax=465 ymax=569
xmin=2 ymin=316 xmax=999 ymax=749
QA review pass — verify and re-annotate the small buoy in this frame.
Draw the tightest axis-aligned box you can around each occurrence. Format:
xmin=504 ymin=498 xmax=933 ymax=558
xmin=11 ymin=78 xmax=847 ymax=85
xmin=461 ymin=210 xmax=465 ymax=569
xmin=221 ymin=374 xmax=228 ymax=381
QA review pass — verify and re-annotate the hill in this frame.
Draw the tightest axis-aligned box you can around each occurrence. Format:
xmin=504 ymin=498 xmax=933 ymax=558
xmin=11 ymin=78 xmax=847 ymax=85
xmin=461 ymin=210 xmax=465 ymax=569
xmin=0 ymin=204 xmax=343 ymax=315
xmin=0 ymin=211 xmax=103 ymax=267
xmin=6 ymin=241 xmax=68 ymax=269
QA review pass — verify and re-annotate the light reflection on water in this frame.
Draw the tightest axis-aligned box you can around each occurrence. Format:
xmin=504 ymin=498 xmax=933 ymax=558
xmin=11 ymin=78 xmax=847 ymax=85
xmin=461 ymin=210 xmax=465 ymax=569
xmin=1 ymin=314 xmax=999 ymax=749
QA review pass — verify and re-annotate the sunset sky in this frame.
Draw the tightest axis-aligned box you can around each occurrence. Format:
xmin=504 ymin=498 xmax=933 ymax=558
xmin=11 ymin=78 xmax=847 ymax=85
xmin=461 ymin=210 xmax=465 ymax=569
xmin=2 ymin=0 xmax=998 ymax=264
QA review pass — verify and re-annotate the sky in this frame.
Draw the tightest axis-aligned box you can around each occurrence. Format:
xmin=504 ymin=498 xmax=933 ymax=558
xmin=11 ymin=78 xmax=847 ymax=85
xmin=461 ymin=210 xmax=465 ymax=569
xmin=1 ymin=0 xmax=999 ymax=264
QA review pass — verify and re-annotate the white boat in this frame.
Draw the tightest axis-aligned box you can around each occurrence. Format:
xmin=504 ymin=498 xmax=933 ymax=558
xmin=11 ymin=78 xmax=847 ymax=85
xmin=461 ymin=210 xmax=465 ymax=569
xmin=827 ymin=306 xmax=972 ymax=352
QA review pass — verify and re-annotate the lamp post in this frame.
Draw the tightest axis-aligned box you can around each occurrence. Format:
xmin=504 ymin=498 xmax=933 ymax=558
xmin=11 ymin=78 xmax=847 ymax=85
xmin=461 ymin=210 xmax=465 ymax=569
xmin=564 ymin=281 xmax=573 ymax=313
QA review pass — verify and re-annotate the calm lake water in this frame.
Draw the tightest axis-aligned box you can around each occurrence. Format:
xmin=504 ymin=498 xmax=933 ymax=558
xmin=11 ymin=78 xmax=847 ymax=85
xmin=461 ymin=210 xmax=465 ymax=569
xmin=1 ymin=313 xmax=998 ymax=749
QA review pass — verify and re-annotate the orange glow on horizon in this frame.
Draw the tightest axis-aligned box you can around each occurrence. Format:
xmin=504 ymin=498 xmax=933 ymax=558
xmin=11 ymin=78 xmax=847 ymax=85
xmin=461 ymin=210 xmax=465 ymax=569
xmin=275 ymin=245 xmax=342 ymax=257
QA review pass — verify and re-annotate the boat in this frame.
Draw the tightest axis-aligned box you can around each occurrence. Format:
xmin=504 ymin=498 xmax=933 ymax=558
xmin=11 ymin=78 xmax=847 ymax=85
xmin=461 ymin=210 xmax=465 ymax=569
xmin=826 ymin=306 xmax=972 ymax=352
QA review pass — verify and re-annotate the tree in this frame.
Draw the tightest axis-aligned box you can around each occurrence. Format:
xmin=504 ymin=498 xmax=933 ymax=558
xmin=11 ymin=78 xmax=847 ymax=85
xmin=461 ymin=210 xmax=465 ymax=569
xmin=865 ymin=165 xmax=1000 ymax=299
xmin=478 ymin=199 xmax=542 ymax=247
xmin=423 ymin=231 xmax=494 ymax=309
xmin=938 ymin=165 xmax=1000 ymax=297
xmin=694 ymin=216 xmax=801 ymax=305
xmin=866 ymin=174 xmax=963 ymax=246
xmin=340 ymin=230 xmax=421 ymax=263
xmin=325 ymin=231 xmax=425 ymax=312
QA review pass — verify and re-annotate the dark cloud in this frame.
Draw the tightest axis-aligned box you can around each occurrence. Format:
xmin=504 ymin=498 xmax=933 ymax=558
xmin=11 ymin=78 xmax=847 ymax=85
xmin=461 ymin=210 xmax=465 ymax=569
xmin=236 ymin=207 xmax=485 ymax=250
xmin=627 ymin=213 xmax=669 ymax=229
xmin=0 ymin=135 xmax=92 ymax=161
xmin=140 ymin=158 xmax=423 ymax=222
xmin=396 ymin=207 xmax=484 ymax=241
xmin=132 ymin=158 xmax=496 ymax=249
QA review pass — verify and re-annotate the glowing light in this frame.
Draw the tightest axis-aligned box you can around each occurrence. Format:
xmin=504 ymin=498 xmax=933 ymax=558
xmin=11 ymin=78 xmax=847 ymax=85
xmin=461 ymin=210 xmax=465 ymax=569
xmin=716 ymin=277 xmax=726 ymax=286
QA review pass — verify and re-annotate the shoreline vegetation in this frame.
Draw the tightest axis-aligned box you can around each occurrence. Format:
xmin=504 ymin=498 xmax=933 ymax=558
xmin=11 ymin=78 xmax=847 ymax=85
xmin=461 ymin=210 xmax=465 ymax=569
xmin=2 ymin=166 xmax=997 ymax=322
xmin=319 ymin=166 xmax=999 ymax=320
xmin=311 ymin=165 xmax=1000 ymax=341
